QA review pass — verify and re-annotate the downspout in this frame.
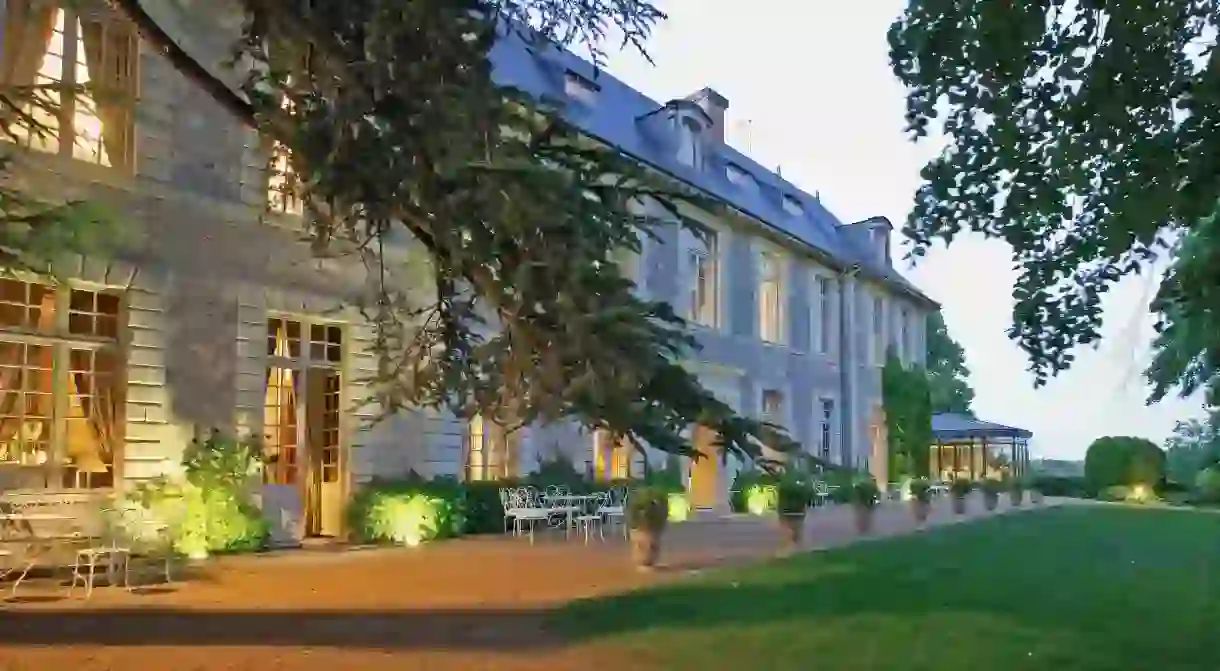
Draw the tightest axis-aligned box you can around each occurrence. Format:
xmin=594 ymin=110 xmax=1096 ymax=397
xmin=837 ymin=263 xmax=862 ymax=470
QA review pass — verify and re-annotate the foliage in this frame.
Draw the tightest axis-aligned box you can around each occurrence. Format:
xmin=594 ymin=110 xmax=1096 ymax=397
xmin=888 ymin=0 xmax=1220 ymax=404
xmin=1030 ymin=475 xmax=1088 ymax=499
xmin=949 ymin=478 xmax=973 ymax=499
xmin=881 ymin=351 xmax=933 ymax=479
xmin=847 ymin=479 xmax=880 ymax=509
xmin=1192 ymin=467 xmax=1220 ymax=505
xmin=776 ymin=478 xmax=814 ymax=516
xmin=925 ymin=311 xmax=975 ymax=415
xmin=1007 ymin=478 xmax=1025 ymax=495
xmin=531 ymin=452 xmax=588 ymax=489
xmin=729 ymin=467 xmax=779 ymax=514
xmin=125 ymin=433 xmax=270 ymax=557
xmin=109 ymin=0 xmax=800 ymax=473
xmin=346 ymin=478 xmax=466 ymax=545
xmin=1164 ymin=410 xmax=1220 ymax=485
xmin=643 ymin=454 xmax=687 ymax=493
xmin=626 ymin=485 xmax=670 ymax=531
xmin=907 ymin=477 xmax=932 ymax=504
xmin=1084 ymin=436 xmax=1166 ymax=493
xmin=980 ymin=479 xmax=1004 ymax=497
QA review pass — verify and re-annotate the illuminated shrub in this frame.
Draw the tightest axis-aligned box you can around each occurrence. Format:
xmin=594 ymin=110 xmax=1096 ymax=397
xmin=346 ymin=480 xmax=465 ymax=546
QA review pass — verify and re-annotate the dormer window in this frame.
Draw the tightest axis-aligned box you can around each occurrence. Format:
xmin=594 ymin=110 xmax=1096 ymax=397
xmin=675 ymin=116 xmax=702 ymax=168
xmin=870 ymin=226 xmax=890 ymax=264
xmin=726 ymin=163 xmax=757 ymax=192
xmin=564 ymin=70 xmax=599 ymax=105
xmin=781 ymin=195 xmax=804 ymax=216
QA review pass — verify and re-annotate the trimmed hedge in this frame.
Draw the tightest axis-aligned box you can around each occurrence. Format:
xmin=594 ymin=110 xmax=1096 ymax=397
xmin=1084 ymin=436 xmax=1165 ymax=494
xmin=1030 ymin=475 xmax=1089 ymax=498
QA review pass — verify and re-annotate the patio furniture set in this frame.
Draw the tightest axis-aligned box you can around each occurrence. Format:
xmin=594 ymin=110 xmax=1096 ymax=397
xmin=0 ymin=495 xmax=175 ymax=600
xmin=499 ymin=484 xmax=628 ymax=545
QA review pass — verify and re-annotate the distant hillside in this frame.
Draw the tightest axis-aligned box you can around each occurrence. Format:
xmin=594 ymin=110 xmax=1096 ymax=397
xmin=1031 ymin=458 xmax=1085 ymax=477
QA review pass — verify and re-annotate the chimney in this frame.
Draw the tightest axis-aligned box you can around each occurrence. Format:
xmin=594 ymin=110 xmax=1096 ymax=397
xmin=684 ymin=87 xmax=729 ymax=143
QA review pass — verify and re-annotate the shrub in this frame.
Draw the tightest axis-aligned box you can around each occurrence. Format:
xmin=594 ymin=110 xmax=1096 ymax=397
xmin=627 ymin=485 xmax=669 ymax=531
xmin=1031 ymin=475 xmax=1088 ymax=498
xmin=908 ymin=477 xmax=932 ymax=503
xmin=1193 ymin=467 xmax=1220 ymax=504
xmin=981 ymin=479 xmax=1004 ymax=496
xmin=1084 ymin=436 xmax=1166 ymax=494
xmin=848 ymin=479 xmax=880 ymax=508
xmin=776 ymin=479 xmax=814 ymax=515
xmin=730 ymin=468 xmax=779 ymax=513
xmin=950 ymin=478 xmax=974 ymax=499
xmin=346 ymin=479 xmax=465 ymax=546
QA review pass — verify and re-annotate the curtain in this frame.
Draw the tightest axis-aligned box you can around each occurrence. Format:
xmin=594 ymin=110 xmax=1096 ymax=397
xmin=0 ymin=1 xmax=58 ymax=86
xmin=0 ymin=343 xmax=24 ymax=458
xmin=67 ymin=349 xmax=118 ymax=471
xmin=79 ymin=18 xmax=130 ymax=171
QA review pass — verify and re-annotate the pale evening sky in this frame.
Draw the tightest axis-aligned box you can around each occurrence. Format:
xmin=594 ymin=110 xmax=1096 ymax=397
xmin=597 ymin=0 xmax=1207 ymax=459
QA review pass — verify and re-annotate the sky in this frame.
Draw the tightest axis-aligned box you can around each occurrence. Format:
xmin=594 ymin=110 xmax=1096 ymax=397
xmin=597 ymin=0 xmax=1208 ymax=460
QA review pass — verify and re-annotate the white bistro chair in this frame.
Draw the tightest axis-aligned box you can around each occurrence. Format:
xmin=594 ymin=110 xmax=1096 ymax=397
xmin=597 ymin=485 xmax=628 ymax=539
xmin=503 ymin=487 xmax=550 ymax=545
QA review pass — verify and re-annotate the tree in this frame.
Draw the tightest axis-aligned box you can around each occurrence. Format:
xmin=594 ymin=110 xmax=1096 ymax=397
xmin=881 ymin=351 xmax=933 ymax=479
xmin=925 ymin=310 xmax=974 ymax=416
xmin=98 ymin=0 xmax=798 ymax=464
xmin=1083 ymin=436 xmax=1165 ymax=494
xmin=1164 ymin=409 xmax=1220 ymax=484
xmin=888 ymin=1 xmax=1220 ymax=405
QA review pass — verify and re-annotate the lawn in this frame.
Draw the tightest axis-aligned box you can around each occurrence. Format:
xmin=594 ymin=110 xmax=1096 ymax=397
xmin=554 ymin=505 xmax=1220 ymax=670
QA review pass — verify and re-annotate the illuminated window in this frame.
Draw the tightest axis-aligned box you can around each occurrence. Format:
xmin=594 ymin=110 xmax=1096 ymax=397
xmin=3 ymin=2 xmax=136 ymax=169
xmin=465 ymin=414 xmax=517 ymax=481
xmin=266 ymin=49 xmax=313 ymax=215
xmin=0 ymin=278 xmax=124 ymax=490
xmin=758 ymin=250 xmax=784 ymax=343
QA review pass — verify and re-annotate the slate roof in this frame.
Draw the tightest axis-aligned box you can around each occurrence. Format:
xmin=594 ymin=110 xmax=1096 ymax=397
xmin=932 ymin=412 xmax=1033 ymax=441
xmin=488 ymin=32 xmax=937 ymax=307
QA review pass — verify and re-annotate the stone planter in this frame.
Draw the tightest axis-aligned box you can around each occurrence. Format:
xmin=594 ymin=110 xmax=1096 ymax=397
xmin=983 ymin=493 xmax=999 ymax=511
xmin=910 ymin=499 xmax=930 ymax=526
xmin=1009 ymin=490 xmax=1025 ymax=507
xmin=951 ymin=496 xmax=967 ymax=515
xmin=629 ymin=526 xmax=662 ymax=570
xmin=853 ymin=504 xmax=874 ymax=534
xmin=1031 ymin=490 xmax=1045 ymax=505
xmin=778 ymin=513 xmax=806 ymax=554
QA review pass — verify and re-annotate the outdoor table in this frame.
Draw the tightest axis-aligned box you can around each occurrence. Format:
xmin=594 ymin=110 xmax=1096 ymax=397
xmin=543 ymin=494 xmax=598 ymax=538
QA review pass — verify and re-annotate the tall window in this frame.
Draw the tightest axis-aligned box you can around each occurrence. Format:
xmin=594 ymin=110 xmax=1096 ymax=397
xmin=2 ymin=2 xmax=137 ymax=170
xmin=264 ymin=317 xmax=343 ymax=486
xmin=818 ymin=398 xmax=834 ymax=462
xmin=899 ymin=307 xmax=909 ymax=363
xmin=465 ymin=414 xmax=517 ymax=481
xmin=758 ymin=250 xmax=783 ymax=343
xmin=266 ymin=46 xmax=314 ymax=215
xmin=0 ymin=279 xmax=124 ymax=490
xmin=872 ymin=295 xmax=885 ymax=365
xmin=675 ymin=115 xmax=702 ymax=167
xmin=685 ymin=230 xmax=717 ymax=327
xmin=813 ymin=274 xmax=834 ymax=354
xmin=761 ymin=389 xmax=783 ymax=423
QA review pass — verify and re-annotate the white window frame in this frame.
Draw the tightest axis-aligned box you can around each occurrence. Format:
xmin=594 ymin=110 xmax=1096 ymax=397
xmin=682 ymin=226 xmax=719 ymax=328
xmin=757 ymin=247 xmax=786 ymax=345
xmin=811 ymin=272 xmax=835 ymax=356
xmin=816 ymin=396 xmax=837 ymax=464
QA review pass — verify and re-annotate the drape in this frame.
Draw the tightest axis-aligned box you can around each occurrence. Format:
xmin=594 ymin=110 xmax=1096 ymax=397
xmin=0 ymin=1 xmax=58 ymax=86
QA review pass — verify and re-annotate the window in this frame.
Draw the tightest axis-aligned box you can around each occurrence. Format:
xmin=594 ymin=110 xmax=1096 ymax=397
xmin=0 ymin=279 xmax=124 ymax=490
xmin=872 ymin=295 xmax=885 ymax=365
xmin=818 ymin=398 xmax=834 ymax=462
xmin=871 ymin=226 xmax=889 ymax=262
xmin=465 ymin=414 xmax=517 ymax=481
xmin=3 ymin=2 xmax=137 ymax=170
xmin=563 ymin=70 xmax=598 ymax=105
xmin=264 ymin=317 xmax=343 ymax=485
xmin=684 ymin=229 xmax=718 ymax=327
xmin=761 ymin=389 xmax=783 ymax=424
xmin=782 ymin=195 xmax=804 ymax=216
xmin=675 ymin=115 xmax=702 ymax=168
xmin=899 ymin=307 xmax=909 ymax=363
xmin=266 ymin=46 xmax=315 ymax=215
xmin=758 ymin=250 xmax=784 ymax=343
xmin=812 ymin=274 xmax=835 ymax=355
xmin=726 ymin=164 xmax=757 ymax=192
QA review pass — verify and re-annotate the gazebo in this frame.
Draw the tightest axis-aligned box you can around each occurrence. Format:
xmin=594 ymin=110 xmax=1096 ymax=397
xmin=930 ymin=412 xmax=1032 ymax=481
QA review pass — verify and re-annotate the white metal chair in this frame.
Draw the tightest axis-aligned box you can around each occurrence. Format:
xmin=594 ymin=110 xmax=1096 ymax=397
xmin=69 ymin=507 xmax=130 ymax=599
xmin=597 ymin=485 xmax=628 ymax=539
xmin=573 ymin=492 xmax=608 ymax=544
xmin=504 ymin=487 xmax=549 ymax=545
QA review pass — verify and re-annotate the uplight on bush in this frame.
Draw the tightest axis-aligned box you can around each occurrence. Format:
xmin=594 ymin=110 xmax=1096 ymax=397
xmin=745 ymin=484 xmax=778 ymax=516
xmin=667 ymin=492 xmax=691 ymax=522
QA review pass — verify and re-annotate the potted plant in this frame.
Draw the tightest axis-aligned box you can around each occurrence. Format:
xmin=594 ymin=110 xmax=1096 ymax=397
xmin=908 ymin=477 xmax=932 ymax=526
xmin=981 ymin=478 xmax=1003 ymax=511
xmin=1008 ymin=478 xmax=1026 ymax=507
xmin=848 ymin=479 xmax=880 ymax=534
xmin=626 ymin=485 xmax=669 ymax=570
xmin=950 ymin=478 xmax=973 ymax=514
xmin=775 ymin=478 xmax=813 ymax=554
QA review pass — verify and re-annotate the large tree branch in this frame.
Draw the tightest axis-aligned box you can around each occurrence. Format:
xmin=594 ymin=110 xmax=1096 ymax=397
xmin=107 ymin=0 xmax=256 ymax=126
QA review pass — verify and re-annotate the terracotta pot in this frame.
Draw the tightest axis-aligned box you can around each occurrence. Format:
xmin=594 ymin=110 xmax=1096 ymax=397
xmin=983 ymin=492 xmax=999 ymax=511
xmin=629 ymin=526 xmax=662 ymax=569
xmin=778 ymin=513 xmax=805 ymax=553
xmin=1009 ymin=490 xmax=1025 ymax=507
xmin=951 ymin=496 xmax=967 ymax=515
xmin=853 ymin=504 xmax=874 ymax=534
xmin=910 ymin=499 xmax=930 ymax=525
